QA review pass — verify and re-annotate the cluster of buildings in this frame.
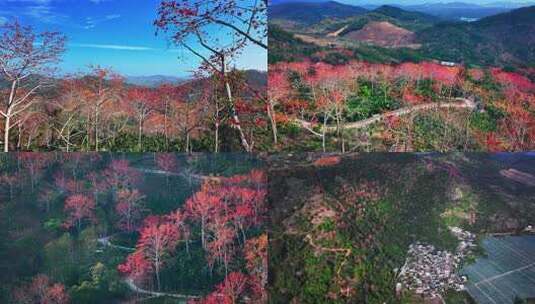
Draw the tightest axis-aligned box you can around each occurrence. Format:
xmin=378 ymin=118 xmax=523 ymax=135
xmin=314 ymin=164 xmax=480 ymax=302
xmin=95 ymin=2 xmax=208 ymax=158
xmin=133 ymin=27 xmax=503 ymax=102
xmin=396 ymin=227 xmax=477 ymax=300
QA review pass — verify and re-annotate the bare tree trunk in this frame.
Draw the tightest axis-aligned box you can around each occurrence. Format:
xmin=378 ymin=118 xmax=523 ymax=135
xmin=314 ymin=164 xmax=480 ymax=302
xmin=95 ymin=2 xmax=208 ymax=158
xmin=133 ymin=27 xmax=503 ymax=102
xmin=201 ymin=216 xmax=206 ymax=250
xmin=214 ymin=121 xmax=219 ymax=153
xmin=164 ymin=98 xmax=169 ymax=150
xmin=95 ymin=107 xmax=100 ymax=151
xmin=186 ymin=132 xmax=190 ymax=154
xmin=138 ymin=117 xmax=143 ymax=152
xmin=4 ymin=115 xmax=10 ymax=152
xmin=214 ymin=98 xmax=220 ymax=153
xmin=225 ymin=81 xmax=251 ymax=152
xmin=222 ymin=59 xmax=251 ymax=152
xmin=267 ymin=101 xmax=278 ymax=145
xmin=155 ymin=261 xmax=161 ymax=291
xmin=3 ymin=80 xmax=17 ymax=152
xmin=17 ymin=123 xmax=22 ymax=150
xmin=322 ymin=114 xmax=328 ymax=152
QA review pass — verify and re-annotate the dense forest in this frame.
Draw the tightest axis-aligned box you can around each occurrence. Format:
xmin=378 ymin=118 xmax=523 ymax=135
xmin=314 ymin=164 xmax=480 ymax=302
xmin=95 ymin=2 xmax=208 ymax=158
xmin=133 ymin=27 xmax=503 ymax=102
xmin=0 ymin=153 xmax=266 ymax=303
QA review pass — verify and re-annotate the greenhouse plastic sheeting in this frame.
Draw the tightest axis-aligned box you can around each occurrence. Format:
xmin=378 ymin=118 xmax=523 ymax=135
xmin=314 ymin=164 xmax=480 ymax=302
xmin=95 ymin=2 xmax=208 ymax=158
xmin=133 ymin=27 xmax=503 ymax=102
xmin=462 ymin=236 xmax=535 ymax=304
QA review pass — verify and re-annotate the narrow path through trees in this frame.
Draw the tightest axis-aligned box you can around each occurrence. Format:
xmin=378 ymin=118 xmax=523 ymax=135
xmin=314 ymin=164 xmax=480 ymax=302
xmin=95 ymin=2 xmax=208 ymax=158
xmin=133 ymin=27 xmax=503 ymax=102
xmin=135 ymin=168 xmax=223 ymax=182
xmin=97 ymin=235 xmax=200 ymax=301
xmin=124 ymin=278 xmax=199 ymax=301
xmin=97 ymin=236 xmax=135 ymax=252
xmin=296 ymin=98 xmax=476 ymax=135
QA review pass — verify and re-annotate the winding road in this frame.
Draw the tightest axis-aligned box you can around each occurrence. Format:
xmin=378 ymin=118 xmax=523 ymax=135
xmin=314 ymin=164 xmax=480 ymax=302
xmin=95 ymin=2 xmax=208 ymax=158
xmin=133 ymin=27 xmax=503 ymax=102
xmin=125 ymin=278 xmax=199 ymax=301
xmin=97 ymin=236 xmax=135 ymax=252
xmin=97 ymin=236 xmax=200 ymax=301
xmin=296 ymin=98 xmax=476 ymax=135
xmin=136 ymin=168 xmax=222 ymax=182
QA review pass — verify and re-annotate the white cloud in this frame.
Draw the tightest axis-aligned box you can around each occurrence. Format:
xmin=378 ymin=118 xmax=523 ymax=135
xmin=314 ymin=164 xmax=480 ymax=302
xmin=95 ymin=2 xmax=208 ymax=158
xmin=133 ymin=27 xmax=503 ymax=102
xmin=1 ymin=0 xmax=67 ymax=24
xmin=83 ymin=14 xmax=121 ymax=29
xmin=71 ymin=43 xmax=156 ymax=51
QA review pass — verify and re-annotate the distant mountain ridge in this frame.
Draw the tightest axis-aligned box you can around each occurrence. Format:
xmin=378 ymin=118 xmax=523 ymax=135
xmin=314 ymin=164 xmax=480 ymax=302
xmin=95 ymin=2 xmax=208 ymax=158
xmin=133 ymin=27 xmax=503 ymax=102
xmin=270 ymin=1 xmax=534 ymax=21
xmin=125 ymin=70 xmax=266 ymax=89
xmin=125 ymin=75 xmax=187 ymax=87
xmin=398 ymin=2 xmax=512 ymax=20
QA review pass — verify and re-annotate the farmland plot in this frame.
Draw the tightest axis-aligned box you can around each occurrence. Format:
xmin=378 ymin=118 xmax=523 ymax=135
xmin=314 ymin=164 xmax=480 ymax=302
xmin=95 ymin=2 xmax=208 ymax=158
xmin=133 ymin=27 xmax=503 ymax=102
xmin=462 ymin=236 xmax=535 ymax=304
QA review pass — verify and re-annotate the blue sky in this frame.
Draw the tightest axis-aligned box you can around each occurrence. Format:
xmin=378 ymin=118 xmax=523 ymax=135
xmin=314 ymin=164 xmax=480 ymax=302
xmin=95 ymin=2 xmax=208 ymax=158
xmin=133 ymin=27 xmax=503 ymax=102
xmin=0 ymin=0 xmax=267 ymax=77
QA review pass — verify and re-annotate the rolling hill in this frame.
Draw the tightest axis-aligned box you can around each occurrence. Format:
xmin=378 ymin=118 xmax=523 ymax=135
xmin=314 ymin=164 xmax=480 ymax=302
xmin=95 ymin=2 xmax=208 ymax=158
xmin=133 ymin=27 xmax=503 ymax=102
xmin=373 ymin=5 xmax=438 ymax=24
xmin=329 ymin=5 xmax=438 ymax=44
xmin=269 ymin=1 xmax=368 ymax=25
xmin=344 ymin=21 xmax=418 ymax=48
xmin=125 ymin=75 xmax=186 ymax=87
xmin=418 ymin=5 xmax=535 ymax=67
xmin=269 ymin=2 xmax=535 ymax=69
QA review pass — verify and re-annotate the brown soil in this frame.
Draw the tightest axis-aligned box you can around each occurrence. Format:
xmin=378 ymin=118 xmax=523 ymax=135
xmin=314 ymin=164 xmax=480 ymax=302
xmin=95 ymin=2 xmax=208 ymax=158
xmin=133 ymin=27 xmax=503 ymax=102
xmin=344 ymin=21 xmax=419 ymax=48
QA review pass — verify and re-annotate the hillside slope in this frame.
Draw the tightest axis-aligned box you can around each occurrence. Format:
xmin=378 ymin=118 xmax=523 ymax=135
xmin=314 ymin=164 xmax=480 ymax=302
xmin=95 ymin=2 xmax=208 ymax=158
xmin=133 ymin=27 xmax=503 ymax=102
xmin=269 ymin=1 xmax=368 ymax=25
xmin=268 ymin=153 xmax=535 ymax=303
xmin=418 ymin=6 xmax=535 ymax=67
xmin=344 ymin=21 xmax=418 ymax=48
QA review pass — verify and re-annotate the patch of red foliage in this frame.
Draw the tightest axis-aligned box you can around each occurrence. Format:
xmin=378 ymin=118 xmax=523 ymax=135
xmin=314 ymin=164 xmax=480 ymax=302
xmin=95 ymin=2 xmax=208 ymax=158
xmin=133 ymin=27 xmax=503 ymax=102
xmin=491 ymin=68 xmax=535 ymax=92
xmin=468 ymin=68 xmax=485 ymax=81
xmin=314 ymin=156 xmax=342 ymax=167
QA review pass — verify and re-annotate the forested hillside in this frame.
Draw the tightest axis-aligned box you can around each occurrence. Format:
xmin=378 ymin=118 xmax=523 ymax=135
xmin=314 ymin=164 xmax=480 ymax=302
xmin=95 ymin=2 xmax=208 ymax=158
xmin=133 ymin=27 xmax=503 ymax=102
xmin=0 ymin=154 xmax=267 ymax=303
xmin=268 ymin=153 xmax=535 ymax=303
xmin=268 ymin=2 xmax=535 ymax=152
xmin=418 ymin=6 xmax=535 ymax=68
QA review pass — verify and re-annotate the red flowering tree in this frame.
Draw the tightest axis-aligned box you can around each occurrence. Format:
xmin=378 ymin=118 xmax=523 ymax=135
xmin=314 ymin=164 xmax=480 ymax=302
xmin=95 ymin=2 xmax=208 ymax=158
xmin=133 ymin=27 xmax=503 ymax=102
xmin=155 ymin=0 xmax=267 ymax=152
xmin=13 ymin=274 xmax=69 ymax=304
xmin=193 ymin=272 xmax=250 ymax=304
xmin=267 ymin=71 xmax=290 ymax=144
xmin=117 ymin=250 xmax=152 ymax=286
xmin=244 ymin=234 xmax=268 ymax=303
xmin=184 ymin=184 xmax=222 ymax=249
xmin=103 ymin=159 xmax=142 ymax=194
xmin=165 ymin=209 xmax=191 ymax=253
xmin=79 ymin=66 xmax=124 ymax=151
xmin=126 ymin=87 xmax=159 ymax=151
xmin=136 ymin=222 xmax=180 ymax=291
xmin=0 ymin=21 xmax=66 ymax=152
xmin=115 ymin=188 xmax=146 ymax=233
xmin=63 ymin=194 xmax=96 ymax=232
xmin=206 ymin=220 xmax=235 ymax=276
